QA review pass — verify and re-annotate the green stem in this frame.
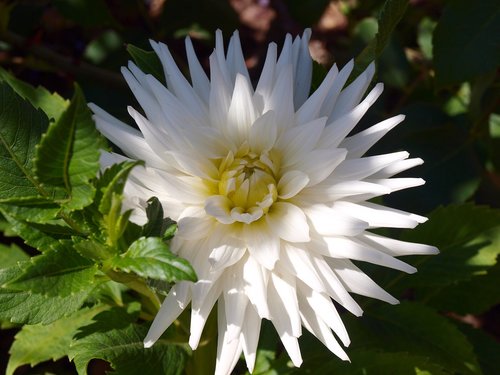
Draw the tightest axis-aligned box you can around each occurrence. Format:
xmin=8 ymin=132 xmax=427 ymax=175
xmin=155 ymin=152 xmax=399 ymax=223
xmin=105 ymin=270 xmax=162 ymax=313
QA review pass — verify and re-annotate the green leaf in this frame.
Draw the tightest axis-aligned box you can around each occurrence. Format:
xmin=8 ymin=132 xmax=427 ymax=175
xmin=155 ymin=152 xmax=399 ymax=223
xmin=0 ymin=67 xmax=68 ymax=122
xmin=107 ymin=237 xmax=196 ymax=283
xmin=6 ymin=305 xmax=105 ymax=375
xmin=0 ymin=265 xmax=94 ymax=325
xmin=457 ymin=323 xmax=500 ymax=375
xmin=7 ymin=242 xmax=99 ymax=297
xmin=74 ymin=238 xmax=114 ymax=261
xmin=433 ymin=0 xmax=500 ymax=87
xmin=346 ymin=302 xmax=481 ymax=375
xmin=34 ymin=85 xmax=107 ymax=210
xmin=300 ymin=350 xmax=448 ymax=375
xmin=352 ymin=0 xmax=409 ymax=80
xmin=397 ymin=204 xmax=500 ymax=288
xmin=417 ymin=17 xmax=436 ymax=60
xmin=0 ymin=201 xmax=61 ymax=223
xmin=0 ymin=83 xmax=51 ymax=202
xmin=0 ymin=243 xmax=29 ymax=268
xmin=69 ymin=323 xmax=187 ymax=375
xmin=127 ymin=44 xmax=165 ymax=84
xmin=424 ymin=258 xmax=500 ymax=315
xmin=2 ymin=215 xmax=70 ymax=252
xmin=142 ymin=197 xmax=177 ymax=239
xmin=75 ymin=302 xmax=141 ymax=339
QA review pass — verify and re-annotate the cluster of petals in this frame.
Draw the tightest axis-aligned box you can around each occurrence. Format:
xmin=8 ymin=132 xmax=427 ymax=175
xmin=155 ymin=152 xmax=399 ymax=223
xmin=91 ymin=29 xmax=438 ymax=375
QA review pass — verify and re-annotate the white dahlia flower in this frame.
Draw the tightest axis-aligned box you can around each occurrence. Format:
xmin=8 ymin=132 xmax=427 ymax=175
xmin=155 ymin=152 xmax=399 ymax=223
xmin=90 ymin=30 xmax=438 ymax=374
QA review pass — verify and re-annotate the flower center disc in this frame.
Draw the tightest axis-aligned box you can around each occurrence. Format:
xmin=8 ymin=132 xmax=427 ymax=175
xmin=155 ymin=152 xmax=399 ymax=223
xmin=215 ymin=145 xmax=278 ymax=224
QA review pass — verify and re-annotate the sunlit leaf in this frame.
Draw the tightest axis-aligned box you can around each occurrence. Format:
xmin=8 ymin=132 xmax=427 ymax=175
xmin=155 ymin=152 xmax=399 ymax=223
xmin=6 ymin=306 xmax=105 ymax=375
xmin=69 ymin=323 xmax=187 ymax=375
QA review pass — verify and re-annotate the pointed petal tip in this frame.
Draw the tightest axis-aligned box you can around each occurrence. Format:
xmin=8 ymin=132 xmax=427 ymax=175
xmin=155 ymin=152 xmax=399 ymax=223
xmin=406 ymin=265 xmax=418 ymax=274
xmin=428 ymin=246 xmax=440 ymax=255
xmin=143 ymin=339 xmax=155 ymax=348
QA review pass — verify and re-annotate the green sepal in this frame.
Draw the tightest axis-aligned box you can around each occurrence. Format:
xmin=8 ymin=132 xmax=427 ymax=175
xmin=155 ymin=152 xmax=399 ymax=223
xmin=142 ymin=196 xmax=177 ymax=239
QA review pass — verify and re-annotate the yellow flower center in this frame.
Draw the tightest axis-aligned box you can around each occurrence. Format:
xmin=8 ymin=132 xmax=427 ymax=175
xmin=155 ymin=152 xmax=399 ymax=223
xmin=215 ymin=143 xmax=279 ymax=224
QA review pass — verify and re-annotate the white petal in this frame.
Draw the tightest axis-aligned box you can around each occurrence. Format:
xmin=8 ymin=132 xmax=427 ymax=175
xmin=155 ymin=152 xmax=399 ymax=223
xmin=340 ymin=115 xmax=405 ymax=158
xmin=241 ymin=305 xmax=262 ymax=373
xmin=289 ymin=148 xmax=347 ymax=186
xmin=324 ymin=236 xmax=417 ymax=273
xmin=224 ymin=270 xmax=249 ymax=342
xmin=266 ymin=202 xmax=310 ymax=243
xmin=254 ymin=42 xmax=277 ymax=109
xmin=296 ymin=64 xmax=339 ymax=125
xmin=177 ymin=206 xmax=214 ymax=240
xmin=244 ymin=220 xmax=281 ymax=270
xmin=297 ymin=281 xmax=350 ymax=348
xmin=319 ymin=60 xmax=353 ymax=118
xmin=90 ymin=104 xmax=167 ymax=169
xmin=227 ymin=73 xmax=257 ymax=144
xmin=189 ymin=280 xmax=222 ymax=349
xmin=278 ymin=117 xmax=327 ymax=167
xmin=266 ymin=64 xmax=294 ymax=131
xmin=270 ymin=271 xmax=301 ymax=337
xmin=226 ymin=30 xmax=250 ymax=81
xmin=185 ymin=36 xmax=210 ymax=103
xmin=144 ymin=282 xmax=191 ymax=347
xmin=335 ymin=201 xmax=427 ymax=229
xmin=249 ymin=111 xmax=278 ymax=153
xmin=319 ymin=83 xmax=384 ymax=149
xmin=215 ymin=301 xmax=244 ymax=375
xmin=293 ymin=29 xmax=312 ymax=108
xmin=371 ymin=157 xmax=424 ymax=178
xmin=243 ymin=255 xmax=270 ymax=319
xmin=281 ymin=243 xmax=327 ymax=294
xmin=300 ymin=180 xmax=390 ymax=203
xmin=360 ymin=232 xmax=439 ymax=256
xmin=329 ymin=258 xmax=399 ymax=304
xmin=366 ymin=178 xmax=425 ymax=193
xmin=205 ymin=195 xmax=236 ymax=224
xmin=209 ymin=53 xmax=231 ymax=131
xmin=278 ymin=170 xmax=310 ymax=200
xmin=311 ymin=255 xmax=363 ymax=316
xmin=206 ymin=221 xmax=246 ymax=271
xmin=330 ymin=151 xmax=410 ymax=181
xmin=150 ymin=41 xmax=208 ymax=119
xmin=268 ymin=273 xmax=303 ymax=367
xmin=299 ymin=302 xmax=350 ymax=362
xmin=305 ymin=204 xmax=368 ymax=236
xmin=330 ymin=62 xmax=375 ymax=121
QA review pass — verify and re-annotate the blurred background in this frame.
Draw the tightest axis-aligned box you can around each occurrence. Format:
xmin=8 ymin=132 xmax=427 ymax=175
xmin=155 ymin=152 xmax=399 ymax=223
xmin=0 ymin=0 xmax=498 ymax=373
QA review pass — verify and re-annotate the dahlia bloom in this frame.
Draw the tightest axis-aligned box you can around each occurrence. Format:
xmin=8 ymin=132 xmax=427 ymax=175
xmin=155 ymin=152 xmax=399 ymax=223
xmin=90 ymin=30 xmax=438 ymax=374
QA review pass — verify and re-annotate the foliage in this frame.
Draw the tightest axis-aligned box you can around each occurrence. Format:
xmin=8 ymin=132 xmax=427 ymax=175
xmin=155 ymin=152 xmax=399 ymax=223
xmin=0 ymin=0 xmax=499 ymax=374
